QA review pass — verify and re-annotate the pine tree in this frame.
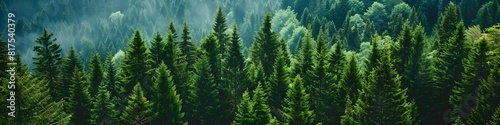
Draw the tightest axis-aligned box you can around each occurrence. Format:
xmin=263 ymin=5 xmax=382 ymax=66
xmin=269 ymin=45 xmax=291 ymax=110
xmin=163 ymin=21 xmax=190 ymax=106
xmin=91 ymin=82 xmax=117 ymax=124
xmin=295 ymin=29 xmax=315 ymax=79
xmin=153 ymin=63 xmax=185 ymax=125
xmin=233 ymin=90 xmax=257 ymax=125
xmin=340 ymin=53 xmax=362 ymax=103
xmin=150 ymin=31 xmax=163 ymax=69
xmin=89 ymin=51 xmax=104 ymax=97
xmin=407 ymin=25 xmax=425 ymax=102
xmin=69 ymin=68 xmax=92 ymax=125
xmin=225 ymin=23 xmax=247 ymax=117
xmin=356 ymin=50 xmax=416 ymax=125
xmin=308 ymin=29 xmax=335 ymax=124
xmin=340 ymin=95 xmax=359 ymax=125
xmin=59 ymin=47 xmax=83 ymax=101
xmin=213 ymin=7 xmax=229 ymax=58
xmin=190 ymin=54 xmax=220 ymax=125
xmin=490 ymin=106 xmax=500 ymax=124
xmin=450 ymin=38 xmax=490 ymax=123
xmin=120 ymin=83 xmax=157 ymax=125
xmin=15 ymin=75 xmax=72 ymax=124
xmin=104 ymin=51 xmax=119 ymax=100
xmin=250 ymin=12 xmax=280 ymax=78
xmin=179 ymin=21 xmax=197 ymax=72
xmin=329 ymin=41 xmax=346 ymax=87
xmin=436 ymin=2 xmax=461 ymax=49
xmin=393 ymin=21 xmax=412 ymax=89
xmin=283 ymin=75 xmax=315 ymax=125
xmin=253 ymin=82 xmax=272 ymax=125
xmin=32 ymin=28 xmax=63 ymax=100
xmin=119 ymin=29 xmax=150 ymax=97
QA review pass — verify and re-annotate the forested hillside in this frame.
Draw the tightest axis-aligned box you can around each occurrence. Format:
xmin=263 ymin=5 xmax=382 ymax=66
xmin=1 ymin=0 xmax=500 ymax=124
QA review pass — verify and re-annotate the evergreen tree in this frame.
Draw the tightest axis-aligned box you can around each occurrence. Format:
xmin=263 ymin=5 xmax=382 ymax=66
xmin=393 ymin=21 xmax=412 ymax=89
xmin=269 ymin=45 xmax=291 ymax=110
xmin=150 ymin=31 xmax=163 ymax=69
xmin=59 ymin=47 xmax=83 ymax=101
xmin=190 ymin=54 xmax=220 ymax=125
xmin=436 ymin=2 xmax=461 ymax=49
xmin=356 ymin=50 xmax=416 ymax=125
xmin=213 ymin=7 xmax=229 ymax=58
xmin=32 ymin=28 xmax=63 ymax=100
xmin=329 ymin=41 xmax=346 ymax=87
xmin=15 ymin=75 xmax=72 ymax=124
xmin=153 ymin=63 xmax=185 ymax=125
xmin=233 ymin=90 xmax=256 ymax=125
xmin=490 ymin=106 xmax=500 ymax=124
xmin=450 ymin=38 xmax=490 ymax=123
xmin=69 ymin=68 xmax=92 ymax=125
xmin=406 ymin=25 xmax=426 ymax=102
xmin=119 ymin=29 xmax=150 ymax=97
xmin=341 ymin=53 xmax=362 ymax=103
xmin=250 ymin=12 xmax=280 ymax=78
xmin=0 ymin=34 xmax=8 ymax=78
xmin=104 ymin=51 xmax=119 ymax=100
xmin=225 ymin=23 xmax=247 ymax=116
xmin=308 ymin=29 xmax=335 ymax=124
xmin=294 ymin=29 xmax=315 ymax=79
xmin=88 ymin=51 xmax=104 ymax=97
xmin=283 ymin=75 xmax=315 ymax=125
xmin=120 ymin=83 xmax=157 ymax=125
xmin=179 ymin=21 xmax=197 ymax=72
xmin=340 ymin=95 xmax=359 ymax=125
xmin=90 ymin=82 xmax=117 ymax=125
xmin=253 ymin=82 xmax=272 ymax=125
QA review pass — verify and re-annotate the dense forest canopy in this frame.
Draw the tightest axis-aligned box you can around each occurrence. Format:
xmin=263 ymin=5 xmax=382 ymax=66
xmin=1 ymin=0 xmax=500 ymax=124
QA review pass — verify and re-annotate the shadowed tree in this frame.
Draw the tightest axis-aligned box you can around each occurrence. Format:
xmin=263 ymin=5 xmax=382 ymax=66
xmin=32 ymin=28 xmax=63 ymax=100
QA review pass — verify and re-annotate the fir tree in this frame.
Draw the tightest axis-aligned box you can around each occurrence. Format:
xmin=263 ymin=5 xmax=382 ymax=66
xmin=191 ymin=55 xmax=220 ymax=125
xmin=90 ymin=82 xmax=117 ymax=124
xmin=179 ymin=21 xmax=197 ymax=72
xmin=32 ymin=28 xmax=63 ymax=100
xmin=233 ymin=90 xmax=256 ymax=125
xmin=225 ymin=23 xmax=247 ymax=117
xmin=59 ymin=47 xmax=83 ymax=101
xmin=250 ymin=12 xmax=280 ymax=78
xmin=153 ymin=63 xmax=185 ymax=125
xmin=329 ymin=41 xmax=346 ymax=87
xmin=436 ymin=2 xmax=461 ymax=49
xmin=150 ymin=31 xmax=163 ymax=69
xmin=253 ymin=82 xmax=272 ymax=125
xmin=294 ymin=29 xmax=315 ymax=80
xmin=88 ymin=51 xmax=104 ymax=97
xmin=356 ymin=50 xmax=416 ymax=125
xmin=104 ymin=51 xmax=119 ymax=99
xmin=119 ymin=29 xmax=150 ymax=97
xmin=340 ymin=53 xmax=362 ymax=103
xmin=213 ymin=7 xmax=229 ymax=58
xmin=393 ymin=21 xmax=412 ymax=89
xmin=283 ymin=75 xmax=315 ymax=125
xmin=69 ymin=68 xmax=92 ymax=125
xmin=269 ymin=45 xmax=291 ymax=110
xmin=340 ymin=95 xmax=359 ymax=125
xmin=490 ymin=106 xmax=500 ymax=124
xmin=120 ymin=83 xmax=157 ymax=125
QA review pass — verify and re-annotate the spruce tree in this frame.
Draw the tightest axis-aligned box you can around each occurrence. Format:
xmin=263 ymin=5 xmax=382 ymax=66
xmin=179 ymin=21 xmax=197 ymax=72
xmin=490 ymin=106 xmax=500 ymax=124
xmin=163 ymin=21 xmax=190 ymax=106
xmin=250 ymin=12 xmax=280 ymax=78
xmin=295 ymin=29 xmax=315 ymax=80
xmin=225 ymin=23 xmax=247 ymax=115
xmin=69 ymin=68 xmax=92 ymax=125
xmin=393 ymin=21 xmax=412 ymax=89
xmin=269 ymin=45 xmax=291 ymax=110
xmin=150 ymin=31 xmax=163 ymax=69
xmin=283 ymin=75 xmax=315 ymax=125
xmin=340 ymin=53 xmax=362 ymax=103
xmin=356 ymin=50 xmax=416 ymax=125
xmin=60 ymin=47 xmax=83 ymax=101
xmin=213 ymin=7 xmax=229 ymax=58
xmin=15 ymin=75 xmax=72 ymax=124
xmin=153 ymin=63 xmax=185 ymax=125
xmin=90 ymin=82 xmax=117 ymax=124
xmin=104 ymin=51 xmax=119 ymax=99
xmin=233 ymin=90 xmax=257 ymax=125
xmin=253 ymin=82 xmax=272 ymax=125
xmin=436 ymin=2 xmax=461 ymax=49
xmin=32 ymin=28 xmax=63 ymax=100
xmin=191 ymin=54 xmax=220 ymax=125
xmin=329 ymin=41 xmax=345 ymax=87
xmin=407 ymin=25 xmax=425 ymax=102
xmin=120 ymin=83 xmax=157 ymax=125
xmin=88 ymin=51 xmax=104 ymax=97
xmin=308 ymin=29 xmax=335 ymax=124
xmin=119 ymin=29 xmax=150 ymax=97
xmin=450 ymin=38 xmax=490 ymax=123
xmin=340 ymin=95 xmax=359 ymax=125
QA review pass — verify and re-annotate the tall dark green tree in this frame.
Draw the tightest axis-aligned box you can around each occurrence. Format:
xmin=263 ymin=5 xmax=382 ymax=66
xmin=0 ymin=34 xmax=8 ymax=78
xmin=104 ymin=51 xmax=119 ymax=99
xmin=295 ymin=29 xmax=315 ymax=82
xmin=190 ymin=54 xmax=220 ymax=125
xmin=90 ymin=82 xmax=117 ymax=125
xmin=393 ymin=22 xmax=413 ymax=89
xmin=88 ymin=51 xmax=104 ymax=97
xmin=283 ymin=75 xmax=316 ymax=125
xmin=340 ymin=95 xmax=359 ymax=125
xmin=356 ymin=50 xmax=416 ymax=125
xmin=269 ymin=44 xmax=291 ymax=110
xmin=69 ymin=68 xmax=92 ymax=125
xmin=120 ymin=83 xmax=157 ymax=125
xmin=213 ymin=7 xmax=229 ymax=58
xmin=59 ymin=47 xmax=83 ymax=101
xmin=329 ymin=41 xmax=346 ymax=86
xmin=308 ymin=29 xmax=335 ymax=124
xmin=253 ymin=82 xmax=272 ymax=125
xmin=119 ymin=29 xmax=150 ymax=96
xmin=225 ymin=23 xmax=247 ymax=117
xmin=150 ymin=31 xmax=163 ymax=69
xmin=436 ymin=2 xmax=461 ymax=49
xmin=153 ymin=63 xmax=185 ymax=125
xmin=250 ymin=12 xmax=280 ymax=78
xmin=233 ymin=90 xmax=256 ymax=125
xmin=32 ymin=28 xmax=63 ymax=100
xmin=341 ymin=53 xmax=362 ymax=103
xmin=179 ymin=21 xmax=197 ymax=72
